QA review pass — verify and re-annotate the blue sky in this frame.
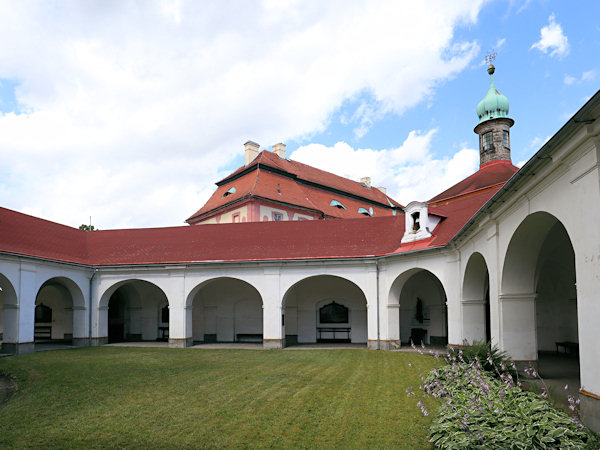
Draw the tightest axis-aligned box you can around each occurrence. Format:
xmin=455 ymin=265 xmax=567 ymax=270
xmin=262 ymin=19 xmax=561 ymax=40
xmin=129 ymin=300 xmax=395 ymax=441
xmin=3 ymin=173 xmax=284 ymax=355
xmin=0 ymin=1 xmax=598 ymax=229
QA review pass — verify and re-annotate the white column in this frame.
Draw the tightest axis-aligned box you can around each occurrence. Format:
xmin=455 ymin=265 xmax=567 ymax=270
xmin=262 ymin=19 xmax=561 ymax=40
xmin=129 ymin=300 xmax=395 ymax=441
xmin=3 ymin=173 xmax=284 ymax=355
xmin=461 ymin=299 xmax=486 ymax=344
xmin=4 ymin=264 xmax=37 ymax=353
xmin=574 ymin=228 xmax=600 ymax=432
xmin=366 ymin=266 xmax=379 ymax=349
xmin=166 ymin=270 xmax=192 ymax=348
xmin=262 ymin=268 xmax=283 ymax=349
xmin=445 ymin=253 xmax=461 ymax=346
xmin=499 ymin=293 xmax=537 ymax=361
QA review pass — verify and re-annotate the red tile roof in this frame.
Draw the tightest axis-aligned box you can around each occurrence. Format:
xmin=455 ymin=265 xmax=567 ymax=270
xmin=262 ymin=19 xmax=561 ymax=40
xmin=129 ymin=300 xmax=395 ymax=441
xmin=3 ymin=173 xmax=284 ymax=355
xmin=187 ymin=150 xmax=401 ymax=223
xmin=0 ymin=157 xmax=517 ymax=266
xmin=0 ymin=185 xmax=497 ymax=266
xmin=428 ymin=159 xmax=519 ymax=204
xmin=0 ymin=207 xmax=88 ymax=264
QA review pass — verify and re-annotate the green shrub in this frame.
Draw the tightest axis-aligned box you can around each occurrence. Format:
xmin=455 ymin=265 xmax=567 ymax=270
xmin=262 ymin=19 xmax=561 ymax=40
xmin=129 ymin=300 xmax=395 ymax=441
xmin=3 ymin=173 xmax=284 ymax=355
xmin=420 ymin=361 xmax=596 ymax=448
xmin=447 ymin=341 xmax=516 ymax=379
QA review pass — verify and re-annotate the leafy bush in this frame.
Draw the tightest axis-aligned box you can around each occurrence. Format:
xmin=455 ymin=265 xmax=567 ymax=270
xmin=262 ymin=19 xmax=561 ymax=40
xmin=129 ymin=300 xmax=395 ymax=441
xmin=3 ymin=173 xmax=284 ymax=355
xmin=423 ymin=362 xmax=595 ymax=448
xmin=447 ymin=341 xmax=515 ymax=378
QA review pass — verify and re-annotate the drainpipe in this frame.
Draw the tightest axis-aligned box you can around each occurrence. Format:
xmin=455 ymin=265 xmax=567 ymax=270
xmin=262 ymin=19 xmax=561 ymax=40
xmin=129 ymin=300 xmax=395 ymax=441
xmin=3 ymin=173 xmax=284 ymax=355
xmin=88 ymin=269 xmax=97 ymax=346
xmin=376 ymin=259 xmax=380 ymax=350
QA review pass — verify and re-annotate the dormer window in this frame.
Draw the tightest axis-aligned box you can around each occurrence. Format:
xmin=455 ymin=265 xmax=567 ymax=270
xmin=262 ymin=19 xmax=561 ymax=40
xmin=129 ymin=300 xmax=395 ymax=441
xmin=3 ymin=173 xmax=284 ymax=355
xmin=358 ymin=207 xmax=372 ymax=216
xmin=412 ymin=212 xmax=420 ymax=231
xmin=330 ymin=200 xmax=346 ymax=210
xmin=482 ymin=131 xmax=493 ymax=152
xmin=222 ymin=187 xmax=236 ymax=197
xmin=401 ymin=201 xmax=432 ymax=244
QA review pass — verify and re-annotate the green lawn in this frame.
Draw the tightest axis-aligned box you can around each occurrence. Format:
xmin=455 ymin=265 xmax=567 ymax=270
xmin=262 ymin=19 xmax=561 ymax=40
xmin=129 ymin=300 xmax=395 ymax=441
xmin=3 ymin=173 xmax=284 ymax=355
xmin=0 ymin=347 xmax=439 ymax=448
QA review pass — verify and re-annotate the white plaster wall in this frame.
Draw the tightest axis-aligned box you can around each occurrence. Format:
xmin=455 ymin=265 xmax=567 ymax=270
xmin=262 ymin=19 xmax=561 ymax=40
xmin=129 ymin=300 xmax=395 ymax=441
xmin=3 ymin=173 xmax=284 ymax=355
xmin=0 ymin=259 xmax=91 ymax=344
xmin=283 ymin=275 xmax=367 ymax=343
xmin=0 ymin=261 xmax=21 ymax=344
xmin=397 ymin=270 xmax=446 ymax=344
xmin=190 ymin=277 xmax=262 ymax=342
xmin=454 ymin=119 xmax=600 ymax=401
xmin=95 ymin=271 xmax=176 ymax=340
xmin=35 ymin=284 xmax=73 ymax=340
xmin=280 ymin=265 xmax=375 ymax=344
xmin=382 ymin=252 xmax=453 ymax=346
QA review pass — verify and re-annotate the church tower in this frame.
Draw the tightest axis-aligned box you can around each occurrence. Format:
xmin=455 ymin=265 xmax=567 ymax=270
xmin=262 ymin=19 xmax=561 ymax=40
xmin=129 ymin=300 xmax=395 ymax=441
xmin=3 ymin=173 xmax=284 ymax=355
xmin=474 ymin=64 xmax=514 ymax=167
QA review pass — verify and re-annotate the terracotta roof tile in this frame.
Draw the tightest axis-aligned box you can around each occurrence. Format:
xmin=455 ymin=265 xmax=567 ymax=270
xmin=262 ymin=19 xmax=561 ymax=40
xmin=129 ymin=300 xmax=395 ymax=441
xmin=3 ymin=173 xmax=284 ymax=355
xmin=428 ymin=159 xmax=518 ymax=204
xmin=0 ymin=207 xmax=88 ymax=264
xmin=0 ymin=159 xmax=513 ymax=266
xmin=187 ymin=150 xmax=401 ymax=222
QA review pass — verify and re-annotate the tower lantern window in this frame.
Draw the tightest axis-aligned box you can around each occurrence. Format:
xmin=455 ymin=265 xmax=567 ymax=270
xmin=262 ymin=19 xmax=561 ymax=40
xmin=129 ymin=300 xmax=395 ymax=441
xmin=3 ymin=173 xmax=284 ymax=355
xmin=502 ymin=130 xmax=509 ymax=149
xmin=483 ymin=131 xmax=493 ymax=152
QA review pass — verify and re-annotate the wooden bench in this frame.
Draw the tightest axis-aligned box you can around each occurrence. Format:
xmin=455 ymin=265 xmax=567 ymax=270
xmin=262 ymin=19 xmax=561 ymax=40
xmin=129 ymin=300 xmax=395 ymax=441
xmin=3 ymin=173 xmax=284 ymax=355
xmin=236 ymin=334 xmax=263 ymax=343
xmin=317 ymin=327 xmax=351 ymax=343
xmin=34 ymin=325 xmax=52 ymax=340
xmin=556 ymin=341 xmax=579 ymax=354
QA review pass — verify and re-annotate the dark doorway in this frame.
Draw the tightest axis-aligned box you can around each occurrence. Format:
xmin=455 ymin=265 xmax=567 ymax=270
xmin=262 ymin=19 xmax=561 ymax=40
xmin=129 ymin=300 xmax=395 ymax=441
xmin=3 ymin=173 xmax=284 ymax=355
xmin=108 ymin=292 xmax=126 ymax=343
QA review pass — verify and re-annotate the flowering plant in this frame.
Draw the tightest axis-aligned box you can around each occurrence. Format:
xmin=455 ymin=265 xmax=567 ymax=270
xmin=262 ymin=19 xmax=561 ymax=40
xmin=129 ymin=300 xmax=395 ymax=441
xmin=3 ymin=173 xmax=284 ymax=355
xmin=407 ymin=343 xmax=598 ymax=448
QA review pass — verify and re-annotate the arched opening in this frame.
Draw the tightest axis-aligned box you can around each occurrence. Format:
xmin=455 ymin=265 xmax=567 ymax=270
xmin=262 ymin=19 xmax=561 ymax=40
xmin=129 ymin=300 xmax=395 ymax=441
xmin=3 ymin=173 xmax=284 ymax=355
xmin=189 ymin=278 xmax=263 ymax=344
xmin=104 ymin=280 xmax=169 ymax=343
xmin=501 ymin=212 xmax=579 ymax=384
xmin=462 ymin=252 xmax=491 ymax=344
xmin=389 ymin=269 xmax=448 ymax=347
xmin=34 ymin=277 xmax=85 ymax=346
xmin=0 ymin=273 xmax=18 ymax=352
xmin=282 ymin=275 xmax=367 ymax=346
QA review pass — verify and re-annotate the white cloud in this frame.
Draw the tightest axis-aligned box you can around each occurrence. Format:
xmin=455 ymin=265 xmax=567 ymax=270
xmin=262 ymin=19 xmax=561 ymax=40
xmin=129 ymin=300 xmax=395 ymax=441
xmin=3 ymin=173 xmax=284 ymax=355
xmin=290 ymin=130 xmax=479 ymax=205
xmin=527 ymin=135 xmax=551 ymax=152
xmin=530 ymin=14 xmax=569 ymax=59
xmin=564 ymin=70 xmax=596 ymax=86
xmin=0 ymin=0 xmax=484 ymax=228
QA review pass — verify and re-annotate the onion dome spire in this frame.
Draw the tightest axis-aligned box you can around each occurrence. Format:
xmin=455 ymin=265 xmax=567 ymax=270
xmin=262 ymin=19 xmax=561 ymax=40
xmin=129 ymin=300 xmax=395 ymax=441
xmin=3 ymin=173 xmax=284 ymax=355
xmin=473 ymin=63 xmax=514 ymax=167
xmin=476 ymin=65 xmax=511 ymax=124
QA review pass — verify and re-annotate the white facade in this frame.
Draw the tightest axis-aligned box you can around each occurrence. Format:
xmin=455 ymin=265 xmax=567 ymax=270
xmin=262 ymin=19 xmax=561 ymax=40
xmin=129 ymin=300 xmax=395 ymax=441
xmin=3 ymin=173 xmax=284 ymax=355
xmin=1 ymin=93 xmax=600 ymax=430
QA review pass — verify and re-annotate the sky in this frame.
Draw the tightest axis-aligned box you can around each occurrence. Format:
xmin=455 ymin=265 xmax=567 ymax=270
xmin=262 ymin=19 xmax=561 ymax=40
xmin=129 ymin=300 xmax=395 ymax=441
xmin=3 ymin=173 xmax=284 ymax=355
xmin=0 ymin=0 xmax=598 ymax=230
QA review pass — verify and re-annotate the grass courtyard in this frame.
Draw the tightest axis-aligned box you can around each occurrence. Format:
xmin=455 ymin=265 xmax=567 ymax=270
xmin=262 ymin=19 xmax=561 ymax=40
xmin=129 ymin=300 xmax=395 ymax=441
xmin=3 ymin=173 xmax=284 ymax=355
xmin=0 ymin=347 xmax=439 ymax=448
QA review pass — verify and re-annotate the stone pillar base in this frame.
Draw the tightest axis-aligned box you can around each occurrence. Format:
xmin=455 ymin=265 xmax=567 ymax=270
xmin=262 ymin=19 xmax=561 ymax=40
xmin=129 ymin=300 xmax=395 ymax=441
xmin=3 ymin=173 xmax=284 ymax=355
xmin=1 ymin=342 xmax=35 ymax=355
xmin=71 ymin=338 xmax=90 ymax=347
xmin=263 ymin=339 xmax=283 ymax=349
xmin=367 ymin=340 xmax=401 ymax=350
xmin=169 ymin=338 xmax=194 ymax=348
xmin=90 ymin=337 xmax=108 ymax=346
xmin=580 ymin=392 xmax=600 ymax=433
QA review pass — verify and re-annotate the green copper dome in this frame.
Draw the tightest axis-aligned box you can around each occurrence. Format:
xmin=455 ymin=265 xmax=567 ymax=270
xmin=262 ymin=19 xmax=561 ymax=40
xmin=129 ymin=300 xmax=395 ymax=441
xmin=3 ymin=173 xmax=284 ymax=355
xmin=476 ymin=65 xmax=510 ymax=124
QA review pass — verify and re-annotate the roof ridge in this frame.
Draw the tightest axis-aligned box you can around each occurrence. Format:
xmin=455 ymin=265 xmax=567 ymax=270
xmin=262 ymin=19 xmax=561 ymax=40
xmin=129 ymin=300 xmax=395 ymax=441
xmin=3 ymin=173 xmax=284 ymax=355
xmin=429 ymin=181 xmax=508 ymax=206
xmin=250 ymin=164 xmax=261 ymax=196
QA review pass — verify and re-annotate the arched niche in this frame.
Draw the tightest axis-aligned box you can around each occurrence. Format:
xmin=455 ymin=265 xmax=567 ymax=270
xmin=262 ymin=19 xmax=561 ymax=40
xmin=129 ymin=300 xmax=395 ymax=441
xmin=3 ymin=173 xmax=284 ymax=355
xmin=461 ymin=252 xmax=490 ymax=344
xmin=500 ymin=212 xmax=578 ymax=374
xmin=388 ymin=268 xmax=448 ymax=346
xmin=188 ymin=277 xmax=263 ymax=344
xmin=99 ymin=279 xmax=169 ymax=343
xmin=282 ymin=275 xmax=367 ymax=346
xmin=0 ymin=273 xmax=18 ymax=351
xmin=34 ymin=276 xmax=86 ymax=345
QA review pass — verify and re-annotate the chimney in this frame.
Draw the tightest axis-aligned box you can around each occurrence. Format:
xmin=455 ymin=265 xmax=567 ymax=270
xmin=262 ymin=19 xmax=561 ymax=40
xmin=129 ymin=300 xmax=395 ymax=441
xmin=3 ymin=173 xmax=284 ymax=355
xmin=244 ymin=140 xmax=260 ymax=165
xmin=360 ymin=176 xmax=371 ymax=187
xmin=377 ymin=186 xmax=387 ymax=194
xmin=272 ymin=142 xmax=286 ymax=159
